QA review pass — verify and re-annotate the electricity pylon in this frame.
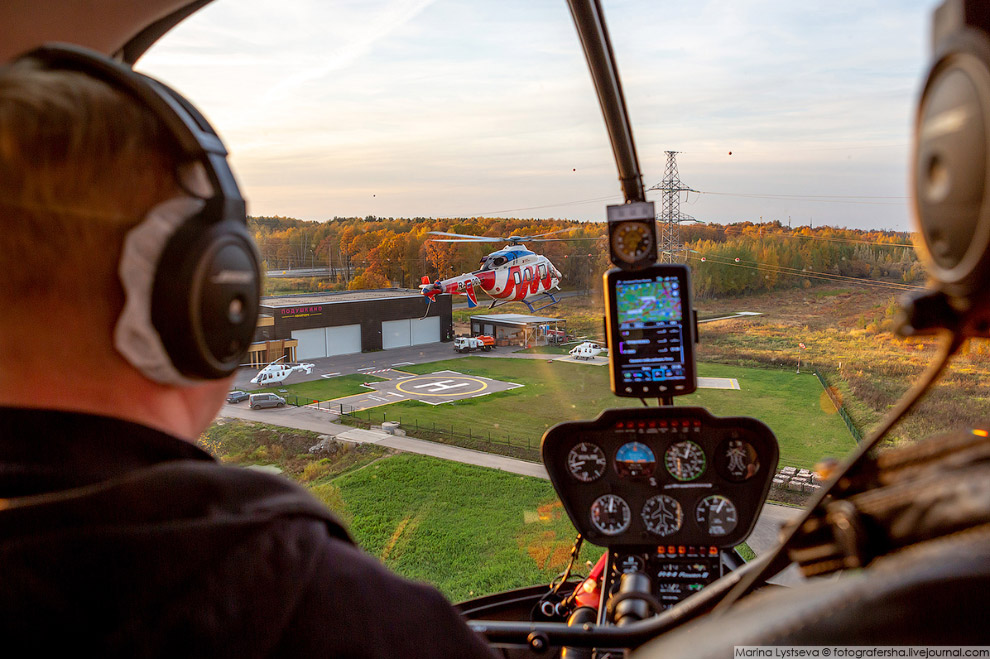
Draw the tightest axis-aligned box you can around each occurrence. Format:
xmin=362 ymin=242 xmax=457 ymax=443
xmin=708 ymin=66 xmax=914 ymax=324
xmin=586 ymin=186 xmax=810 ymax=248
xmin=647 ymin=151 xmax=699 ymax=263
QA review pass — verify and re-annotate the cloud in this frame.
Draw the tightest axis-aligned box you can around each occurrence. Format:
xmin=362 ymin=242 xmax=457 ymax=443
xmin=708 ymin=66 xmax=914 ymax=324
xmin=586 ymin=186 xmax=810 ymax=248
xmin=139 ymin=0 xmax=938 ymax=229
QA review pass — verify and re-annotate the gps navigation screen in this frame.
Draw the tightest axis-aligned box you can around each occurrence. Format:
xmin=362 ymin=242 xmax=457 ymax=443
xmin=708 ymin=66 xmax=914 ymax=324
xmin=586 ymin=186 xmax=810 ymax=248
xmin=615 ymin=275 xmax=691 ymax=388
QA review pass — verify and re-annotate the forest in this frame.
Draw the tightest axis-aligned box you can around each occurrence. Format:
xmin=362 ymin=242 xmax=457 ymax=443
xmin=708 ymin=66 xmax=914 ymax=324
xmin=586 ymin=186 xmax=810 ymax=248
xmin=249 ymin=215 xmax=923 ymax=299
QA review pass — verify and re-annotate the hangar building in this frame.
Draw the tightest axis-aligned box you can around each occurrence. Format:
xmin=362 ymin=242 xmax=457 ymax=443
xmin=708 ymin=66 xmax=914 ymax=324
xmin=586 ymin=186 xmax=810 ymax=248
xmin=247 ymin=289 xmax=452 ymax=364
xmin=469 ymin=313 xmax=565 ymax=347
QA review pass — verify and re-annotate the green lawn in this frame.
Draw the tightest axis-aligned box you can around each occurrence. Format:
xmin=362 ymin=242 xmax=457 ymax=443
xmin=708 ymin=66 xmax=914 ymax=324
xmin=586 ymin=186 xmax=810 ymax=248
xmin=371 ymin=358 xmax=856 ymax=470
xmin=323 ymin=453 xmax=597 ymax=602
xmin=254 ymin=373 xmax=386 ymax=401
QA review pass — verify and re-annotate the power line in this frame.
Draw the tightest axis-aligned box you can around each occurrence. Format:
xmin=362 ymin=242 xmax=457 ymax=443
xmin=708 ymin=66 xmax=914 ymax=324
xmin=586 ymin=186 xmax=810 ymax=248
xmin=689 ymin=253 xmax=923 ymax=293
xmin=717 ymin=228 xmax=915 ymax=249
xmin=696 ymin=190 xmax=907 ymax=206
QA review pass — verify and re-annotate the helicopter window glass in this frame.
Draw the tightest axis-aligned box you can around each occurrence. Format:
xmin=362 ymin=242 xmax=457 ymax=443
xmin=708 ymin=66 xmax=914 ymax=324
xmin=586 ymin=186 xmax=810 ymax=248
xmin=523 ymin=269 xmax=532 ymax=282
xmin=538 ymin=264 xmax=547 ymax=279
xmin=513 ymin=271 xmax=521 ymax=285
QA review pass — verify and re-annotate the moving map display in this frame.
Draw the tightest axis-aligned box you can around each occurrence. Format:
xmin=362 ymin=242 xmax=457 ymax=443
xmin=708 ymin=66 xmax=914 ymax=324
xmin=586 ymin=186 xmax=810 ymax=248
xmin=606 ymin=265 xmax=697 ymax=397
xmin=616 ymin=279 xmax=682 ymax=326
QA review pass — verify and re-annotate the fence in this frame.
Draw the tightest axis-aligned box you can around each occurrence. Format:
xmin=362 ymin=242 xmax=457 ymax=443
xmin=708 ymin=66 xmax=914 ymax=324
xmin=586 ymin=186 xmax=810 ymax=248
xmin=812 ymin=370 xmax=863 ymax=442
xmin=328 ymin=403 xmax=541 ymax=461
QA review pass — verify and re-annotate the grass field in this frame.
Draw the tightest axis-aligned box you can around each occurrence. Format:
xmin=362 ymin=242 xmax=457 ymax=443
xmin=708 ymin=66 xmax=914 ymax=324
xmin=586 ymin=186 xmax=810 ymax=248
xmin=253 ymin=373 xmax=385 ymax=400
xmin=202 ymin=421 xmax=753 ymax=601
xmin=325 ymin=453 xmax=595 ymax=601
xmin=363 ymin=357 xmax=854 ymax=470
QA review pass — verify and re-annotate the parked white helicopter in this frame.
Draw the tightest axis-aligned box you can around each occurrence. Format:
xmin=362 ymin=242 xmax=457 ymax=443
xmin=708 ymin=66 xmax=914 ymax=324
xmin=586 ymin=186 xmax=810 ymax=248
xmin=250 ymin=357 xmax=316 ymax=385
xmin=569 ymin=341 xmax=606 ymax=360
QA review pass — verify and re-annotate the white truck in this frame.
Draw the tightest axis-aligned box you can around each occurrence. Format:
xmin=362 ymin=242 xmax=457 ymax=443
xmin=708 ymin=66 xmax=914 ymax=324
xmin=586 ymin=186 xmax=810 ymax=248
xmin=453 ymin=335 xmax=496 ymax=353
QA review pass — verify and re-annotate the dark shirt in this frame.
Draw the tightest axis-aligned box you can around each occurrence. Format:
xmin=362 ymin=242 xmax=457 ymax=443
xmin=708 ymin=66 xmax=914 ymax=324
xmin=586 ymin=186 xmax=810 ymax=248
xmin=0 ymin=407 xmax=496 ymax=658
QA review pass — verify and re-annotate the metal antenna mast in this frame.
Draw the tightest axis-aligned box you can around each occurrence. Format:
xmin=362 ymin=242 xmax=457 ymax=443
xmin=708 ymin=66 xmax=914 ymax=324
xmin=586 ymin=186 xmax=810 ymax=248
xmin=648 ymin=151 xmax=698 ymax=263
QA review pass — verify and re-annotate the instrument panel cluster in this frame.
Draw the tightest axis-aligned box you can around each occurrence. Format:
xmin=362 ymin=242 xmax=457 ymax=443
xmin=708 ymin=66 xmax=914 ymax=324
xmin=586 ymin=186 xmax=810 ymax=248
xmin=542 ymin=407 xmax=778 ymax=548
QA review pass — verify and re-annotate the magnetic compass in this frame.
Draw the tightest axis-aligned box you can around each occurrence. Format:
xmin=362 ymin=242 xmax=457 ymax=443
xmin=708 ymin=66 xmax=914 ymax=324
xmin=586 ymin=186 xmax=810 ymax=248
xmin=611 ymin=221 xmax=656 ymax=265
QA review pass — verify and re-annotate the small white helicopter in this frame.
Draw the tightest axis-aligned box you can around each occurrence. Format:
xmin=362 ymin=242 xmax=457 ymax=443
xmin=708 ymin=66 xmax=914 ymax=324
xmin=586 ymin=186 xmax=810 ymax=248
xmin=250 ymin=356 xmax=316 ymax=385
xmin=568 ymin=341 xmax=607 ymax=360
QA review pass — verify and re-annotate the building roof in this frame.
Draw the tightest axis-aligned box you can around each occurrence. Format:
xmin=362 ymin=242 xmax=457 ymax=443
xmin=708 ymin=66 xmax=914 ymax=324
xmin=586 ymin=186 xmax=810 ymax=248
xmin=469 ymin=314 xmax=563 ymax=326
xmin=260 ymin=288 xmax=428 ymax=307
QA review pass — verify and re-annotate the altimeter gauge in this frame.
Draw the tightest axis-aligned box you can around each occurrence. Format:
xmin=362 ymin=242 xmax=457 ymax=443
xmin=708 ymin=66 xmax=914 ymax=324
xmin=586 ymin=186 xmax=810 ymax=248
xmin=664 ymin=440 xmax=706 ymax=481
xmin=567 ymin=442 xmax=607 ymax=482
xmin=590 ymin=494 xmax=632 ymax=536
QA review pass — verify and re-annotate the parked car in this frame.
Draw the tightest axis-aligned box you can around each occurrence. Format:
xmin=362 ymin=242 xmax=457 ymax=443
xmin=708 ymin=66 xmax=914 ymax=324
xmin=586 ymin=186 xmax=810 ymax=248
xmin=226 ymin=390 xmax=250 ymax=404
xmin=248 ymin=393 xmax=285 ymax=409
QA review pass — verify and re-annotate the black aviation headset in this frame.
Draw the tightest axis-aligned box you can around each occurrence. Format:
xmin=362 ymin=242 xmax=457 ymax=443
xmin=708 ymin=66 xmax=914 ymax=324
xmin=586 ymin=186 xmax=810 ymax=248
xmin=907 ymin=0 xmax=990 ymax=338
xmin=16 ymin=43 xmax=261 ymax=383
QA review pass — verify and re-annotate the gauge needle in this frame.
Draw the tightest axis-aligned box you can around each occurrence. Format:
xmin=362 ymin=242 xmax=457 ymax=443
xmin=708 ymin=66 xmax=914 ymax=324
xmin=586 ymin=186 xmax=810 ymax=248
xmin=608 ymin=498 xmax=615 ymax=513
xmin=714 ymin=498 xmax=724 ymax=513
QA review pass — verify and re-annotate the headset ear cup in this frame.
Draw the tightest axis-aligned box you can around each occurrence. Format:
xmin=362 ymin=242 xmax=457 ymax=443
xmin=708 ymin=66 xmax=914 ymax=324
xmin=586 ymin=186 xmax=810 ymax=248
xmin=913 ymin=26 xmax=990 ymax=301
xmin=151 ymin=215 xmax=260 ymax=379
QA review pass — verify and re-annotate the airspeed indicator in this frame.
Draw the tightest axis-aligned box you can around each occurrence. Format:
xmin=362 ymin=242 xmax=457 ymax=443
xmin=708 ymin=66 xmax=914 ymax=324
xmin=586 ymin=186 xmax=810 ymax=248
xmin=567 ymin=442 xmax=607 ymax=482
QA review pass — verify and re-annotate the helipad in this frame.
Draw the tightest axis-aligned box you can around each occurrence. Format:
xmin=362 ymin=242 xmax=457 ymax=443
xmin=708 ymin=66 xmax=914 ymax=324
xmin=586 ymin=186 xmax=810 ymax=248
xmin=329 ymin=370 xmax=524 ymax=409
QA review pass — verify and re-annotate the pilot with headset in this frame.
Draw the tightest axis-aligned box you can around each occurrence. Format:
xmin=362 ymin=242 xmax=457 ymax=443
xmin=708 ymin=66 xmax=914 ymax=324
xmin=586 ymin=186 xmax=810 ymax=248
xmin=0 ymin=45 xmax=496 ymax=657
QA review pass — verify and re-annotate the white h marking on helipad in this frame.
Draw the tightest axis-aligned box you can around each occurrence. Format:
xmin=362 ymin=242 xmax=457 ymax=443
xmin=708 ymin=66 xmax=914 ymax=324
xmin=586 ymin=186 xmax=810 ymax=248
xmin=413 ymin=379 xmax=469 ymax=392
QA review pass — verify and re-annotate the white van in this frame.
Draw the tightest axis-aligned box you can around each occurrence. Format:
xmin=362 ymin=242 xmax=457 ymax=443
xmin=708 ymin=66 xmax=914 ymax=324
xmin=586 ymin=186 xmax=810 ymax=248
xmin=248 ymin=393 xmax=286 ymax=410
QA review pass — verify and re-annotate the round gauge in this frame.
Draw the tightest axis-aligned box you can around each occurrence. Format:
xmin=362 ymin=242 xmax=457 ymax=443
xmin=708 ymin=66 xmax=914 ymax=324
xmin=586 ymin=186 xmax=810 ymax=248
xmin=567 ymin=442 xmax=607 ymax=482
xmin=695 ymin=495 xmax=738 ymax=537
xmin=611 ymin=221 xmax=655 ymax=264
xmin=614 ymin=441 xmax=657 ymax=479
xmin=641 ymin=494 xmax=683 ymax=537
xmin=716 ymin=438 xmax=760 ymax=482
xmin=590 ymin=494 xmax=632 ymax=536
xmin=664 ymin=440 xmax=707 ymax=481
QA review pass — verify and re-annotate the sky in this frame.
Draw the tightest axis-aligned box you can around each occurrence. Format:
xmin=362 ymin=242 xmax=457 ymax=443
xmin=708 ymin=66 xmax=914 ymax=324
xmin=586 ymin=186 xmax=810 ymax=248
xmin=138 ymin=0 xmax=939 ymax=231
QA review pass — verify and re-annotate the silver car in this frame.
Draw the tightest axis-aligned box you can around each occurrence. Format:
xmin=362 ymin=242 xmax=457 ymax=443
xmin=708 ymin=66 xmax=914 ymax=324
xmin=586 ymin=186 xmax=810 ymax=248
xmin=248 ymin=393 xmax=285 ymax=410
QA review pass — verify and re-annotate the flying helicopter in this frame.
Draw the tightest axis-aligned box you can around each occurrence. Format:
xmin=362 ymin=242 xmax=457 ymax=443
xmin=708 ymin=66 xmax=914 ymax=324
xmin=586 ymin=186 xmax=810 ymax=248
xmin=249 ymin=356 xmax=316 ymax=386
xmin=419 ymin=229 xmax=597 ymax=313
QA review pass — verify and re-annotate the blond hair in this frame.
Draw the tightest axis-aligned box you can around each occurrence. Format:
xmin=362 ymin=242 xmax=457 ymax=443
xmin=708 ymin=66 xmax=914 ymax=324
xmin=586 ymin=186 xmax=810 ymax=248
xmin=0 ymin=58 xmax=183 ymax=303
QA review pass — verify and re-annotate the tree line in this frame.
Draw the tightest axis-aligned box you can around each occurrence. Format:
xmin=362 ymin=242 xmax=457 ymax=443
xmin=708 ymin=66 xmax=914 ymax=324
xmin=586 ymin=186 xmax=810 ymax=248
xmin=248 ymin=215 xmax=921 ymax=298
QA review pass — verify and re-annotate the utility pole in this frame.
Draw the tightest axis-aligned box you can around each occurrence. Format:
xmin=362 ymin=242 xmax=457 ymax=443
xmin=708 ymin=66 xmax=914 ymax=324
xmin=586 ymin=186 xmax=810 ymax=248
xmin=647 ymin=151 xmax=698 ymax=263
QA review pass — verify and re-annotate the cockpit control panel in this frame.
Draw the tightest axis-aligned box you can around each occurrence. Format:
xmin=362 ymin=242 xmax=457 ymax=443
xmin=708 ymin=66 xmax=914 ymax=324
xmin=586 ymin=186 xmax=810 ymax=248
xmin=542 ymin=407 xmax=778 ymax=549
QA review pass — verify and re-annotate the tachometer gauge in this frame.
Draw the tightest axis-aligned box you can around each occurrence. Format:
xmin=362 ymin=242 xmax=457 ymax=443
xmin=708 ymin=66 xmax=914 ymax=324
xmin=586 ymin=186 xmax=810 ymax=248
xmin=716 ymin=438 xmax=760 ymax=482
xmin=590 ymin=494 xmax=632 ymax=536
xmin=614 ymin=441 xmax=657 ymax=479
xmin=641 ymin=494 xmax=683 ymax=537
xmin=695 ymin=495 xmax=738 ymax=537
xmin=664 ymin=440 xmax=706 ymax=481
xmin=567 ymin=442 xmax=607 ymax=482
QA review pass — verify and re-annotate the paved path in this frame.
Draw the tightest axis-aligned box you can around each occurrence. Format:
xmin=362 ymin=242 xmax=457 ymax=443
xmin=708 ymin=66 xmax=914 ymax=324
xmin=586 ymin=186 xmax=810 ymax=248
xmin=220 ymin=404 xmax=548 ymax=479
xmin=218 ymin=403 xmax=801 ymax=580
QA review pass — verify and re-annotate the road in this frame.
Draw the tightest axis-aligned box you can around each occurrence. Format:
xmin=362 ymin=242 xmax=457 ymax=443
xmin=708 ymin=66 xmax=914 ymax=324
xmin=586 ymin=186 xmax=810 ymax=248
xmin=220 ymin=403 xmax=548 ymax=479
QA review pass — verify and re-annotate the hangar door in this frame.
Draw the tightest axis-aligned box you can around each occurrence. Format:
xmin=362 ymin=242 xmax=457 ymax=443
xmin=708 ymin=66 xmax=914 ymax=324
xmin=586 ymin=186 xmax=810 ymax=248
xmin=292 ymin=324 xmax=361 ymax=359
xmin=411 ymin=316 xmax=440 ymax=345
xmin=381 ymin=317 xmax=440 ymax=349
xmin=292 ymin=328 xmax=326 ymax=360
xmin=326 ymin=324 xmax=362 ymax=356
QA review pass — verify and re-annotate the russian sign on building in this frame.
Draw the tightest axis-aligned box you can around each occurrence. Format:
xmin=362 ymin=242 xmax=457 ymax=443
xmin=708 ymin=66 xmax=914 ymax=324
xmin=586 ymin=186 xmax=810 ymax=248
xmin=280 ymin=305 xmax=324 ymax=319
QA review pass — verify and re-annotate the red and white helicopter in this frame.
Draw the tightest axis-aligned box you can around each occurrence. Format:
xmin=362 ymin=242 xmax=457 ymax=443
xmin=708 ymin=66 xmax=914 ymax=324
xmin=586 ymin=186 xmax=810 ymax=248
xmin=419 ymin=230 xmax=587 ymax=313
